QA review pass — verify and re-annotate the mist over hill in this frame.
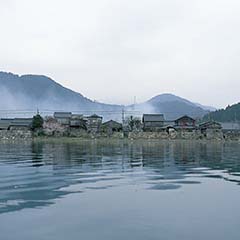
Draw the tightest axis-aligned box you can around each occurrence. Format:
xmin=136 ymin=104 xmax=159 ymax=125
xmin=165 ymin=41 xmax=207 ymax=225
xmin=0 ymin=72 xmax=213 ymax=120
xmin=0 ymin=72 xmax=122 ymax=112
xmin=127 ymin=93 xmax=212 ymax=119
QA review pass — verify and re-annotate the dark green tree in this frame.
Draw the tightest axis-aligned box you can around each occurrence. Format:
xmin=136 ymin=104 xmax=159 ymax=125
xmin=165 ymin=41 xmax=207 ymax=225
xmin=32 ymin=114 xmax=44 ymax=130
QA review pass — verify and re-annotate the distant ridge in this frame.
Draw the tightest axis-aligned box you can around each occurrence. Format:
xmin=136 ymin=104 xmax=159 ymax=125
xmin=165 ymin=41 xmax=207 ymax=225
xmin=202 ymin=102 xmax=240 ymax=122
xmin=128 ymin=93 xmax=212 ymax=119
xmin=0 ymin=71 xmax=214 ymax=119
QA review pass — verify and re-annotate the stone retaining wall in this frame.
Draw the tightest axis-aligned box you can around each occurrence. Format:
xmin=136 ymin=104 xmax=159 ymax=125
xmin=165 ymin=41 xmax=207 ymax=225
xmin=0 ymin=130 xmax=32 ymax=140
xmin=223 ymin=130 xmax=240 ymax=141
xmin=1 ymin=129 xmax=239 ymax=141
xmin=128 ymin=129 xmax=226 ymax=140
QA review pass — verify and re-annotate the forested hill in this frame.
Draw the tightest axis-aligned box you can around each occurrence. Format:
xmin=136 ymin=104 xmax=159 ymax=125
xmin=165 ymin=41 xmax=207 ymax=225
xmin=202 ymin=102 xmax=240 ymax=122
xmin=0 ymin=71 xmax=213 ymax=120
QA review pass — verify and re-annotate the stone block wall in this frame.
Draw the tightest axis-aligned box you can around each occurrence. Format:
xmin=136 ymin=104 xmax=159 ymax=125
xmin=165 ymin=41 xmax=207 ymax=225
xmin=0 ymin=130 xmax=32 ymax=140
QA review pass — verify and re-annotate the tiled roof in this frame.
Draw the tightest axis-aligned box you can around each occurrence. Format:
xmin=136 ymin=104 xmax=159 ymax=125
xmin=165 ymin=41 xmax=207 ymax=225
xmin=54 ymin=112 xmax=72 ymax=118
xmin=143 ymin=114 xmax=164 ymax=122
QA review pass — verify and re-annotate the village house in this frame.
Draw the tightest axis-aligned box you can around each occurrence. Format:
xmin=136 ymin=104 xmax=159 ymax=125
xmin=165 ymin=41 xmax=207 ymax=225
xmin=199 ymin=121 xmax=222 ymax=131
xmin=199 ymin=121 xmax=223 ymax=139
xmin=101 ymin=120 xmax=122 ymax=135
xmin=174 ymin=115 xmax=196 ymax=129
xmin=0 ymin=119 xmax=13 ymax=130
xmin=8 ymin=118 xmax=33 ymax=130
xmin=142 ymin=114 xmax=165 ymax=131
xmin=54 ymin=112 xmax=72 ymax=125
xmin=86 ymin=114 xmax=103 ymax=133
xmin=69 ymin=114 xmax=87 ymax=129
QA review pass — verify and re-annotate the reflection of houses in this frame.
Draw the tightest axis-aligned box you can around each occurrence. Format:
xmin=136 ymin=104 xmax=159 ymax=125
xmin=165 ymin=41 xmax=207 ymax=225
xmin=86 ymin=114 xmax=103 ymax=133
xmin=174 ymin=115 xmax=196 ymax=129
xmin=53 ymin=112 xmax=72 ymax=125
xmin=142 ymin=114 xmax=165 ymax=131
xmin=101 ymin=120 xmax=122 ymax=134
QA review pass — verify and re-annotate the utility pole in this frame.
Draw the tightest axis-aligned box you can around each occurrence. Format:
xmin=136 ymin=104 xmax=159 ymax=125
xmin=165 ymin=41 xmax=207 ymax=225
xmin=122 ymin=108 xmax=125 ymax=125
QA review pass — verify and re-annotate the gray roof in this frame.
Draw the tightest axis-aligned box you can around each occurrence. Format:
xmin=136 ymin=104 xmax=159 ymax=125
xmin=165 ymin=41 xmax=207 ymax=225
xmin=175 ymin=115 xmax=195 ymax=122
xmin=143 ymin=114 xmax=164 ymax=122
xmin=220 ymin=122 xmax=240 ymax=130
xmin=10 ymin=118 xmax=33 ymax=126
xmin=102 ymin=120 xmax=122 ymax=126
xmin=0 ymin=119 xmax=12 ymax=129
xmin=88 ymin=114 xmax=103 ymax=119
xmin=54 ymin=112 xmax=72 ymax=118
xmin=199 ymin=121 xmax=222 ymax=128
xmin=71 ymin=114 xmax=83 ymax=119
xmin=0 ymin=118 xmax=33 ymax=128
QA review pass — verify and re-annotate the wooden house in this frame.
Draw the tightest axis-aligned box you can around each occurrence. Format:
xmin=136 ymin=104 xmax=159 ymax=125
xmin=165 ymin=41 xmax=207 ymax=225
xmin=101 ymin=120 xmax=122 ymax=134
xmin=199 ymin=121 xmax=222 ymax=130
xmin=174 ymin=115 xmax=196 ymax=129
xmin=70 ymin=119 xmax=87 ymax=130
xmin=86 ymin=114 xmax=103 ymax=133
xmin=0 ymin=119 xmax=13 ymax=130
xmin=9 ymin=118 xmax=33 ymax=130
xmin=199 ymin=121 xmax=223 ymax=139
xmin=69 ymin=114 xmax=86 ymax=129
xmin=142 ymin=114 xmax=165 ymax=131
xmin=54 ymin=112 xmax=72 ymax=125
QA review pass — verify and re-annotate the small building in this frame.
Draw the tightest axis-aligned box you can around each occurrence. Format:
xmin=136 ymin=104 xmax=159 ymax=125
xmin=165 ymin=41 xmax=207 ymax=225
xmin=174 ymin=115 xmax=196 ymax=129
xmin=199 ymin=121 xmax=223 ymax=139
xmin=199 ymin=121 xmax=222 ymax=130
xmin=142 ymin=114 xmax=165 ymax=131
xmin=70 ymin=119 xmax=87 ymax=130
xmin=220 ymin=122 xmax=240 ymax=131
xmin=101 ymin=120 xmax=122 ymax=134
xmin=54 ymin=112 xmax=72 ymax=125
xmin=69 ymin=114 xmax=86 ymax=129
xmin=86 ymin=114 xmax=103 ymax=133
xmin=9 ymin=118 xmax=33 ymax=130
xmin=0 ymin=119 xmax=13 ymax=130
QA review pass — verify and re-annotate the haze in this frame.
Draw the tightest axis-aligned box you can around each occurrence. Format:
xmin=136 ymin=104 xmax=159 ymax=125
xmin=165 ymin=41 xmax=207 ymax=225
xmin=0 ymin=0 xmax=240 ymax=108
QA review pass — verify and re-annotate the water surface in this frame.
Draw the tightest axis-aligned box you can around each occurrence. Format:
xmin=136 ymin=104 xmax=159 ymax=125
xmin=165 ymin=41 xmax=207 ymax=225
xmin=0 ymin=140 xmax=240 ymax=240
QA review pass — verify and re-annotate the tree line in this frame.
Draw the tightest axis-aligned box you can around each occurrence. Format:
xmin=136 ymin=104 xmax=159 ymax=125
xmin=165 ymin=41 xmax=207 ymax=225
xmin=202 ymin=102 xmax=240 ymax=122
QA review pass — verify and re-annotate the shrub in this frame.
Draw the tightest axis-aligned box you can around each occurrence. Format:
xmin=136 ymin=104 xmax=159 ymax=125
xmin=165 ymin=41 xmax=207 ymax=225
xmin=32 ymin=114 xmax=44 ymax=130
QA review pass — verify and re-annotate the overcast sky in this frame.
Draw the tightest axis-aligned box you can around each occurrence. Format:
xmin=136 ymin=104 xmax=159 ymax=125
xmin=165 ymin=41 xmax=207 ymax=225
xmin=0 ymin=0 xmax=240 ymax=108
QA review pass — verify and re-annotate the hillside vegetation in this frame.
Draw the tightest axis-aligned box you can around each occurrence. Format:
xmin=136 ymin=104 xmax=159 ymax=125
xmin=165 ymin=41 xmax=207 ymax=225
xmin=202 ymin=103 xmax=240 ymax=122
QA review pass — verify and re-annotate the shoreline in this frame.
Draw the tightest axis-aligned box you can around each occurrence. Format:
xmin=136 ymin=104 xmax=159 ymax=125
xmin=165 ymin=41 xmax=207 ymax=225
xmin=0 ymin=136 xmax=240 ymax=144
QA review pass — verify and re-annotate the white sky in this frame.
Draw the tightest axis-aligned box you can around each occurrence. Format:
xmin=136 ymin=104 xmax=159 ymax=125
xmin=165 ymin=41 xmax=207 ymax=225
xmin=0 ymin=0 xmax=240 ymax=108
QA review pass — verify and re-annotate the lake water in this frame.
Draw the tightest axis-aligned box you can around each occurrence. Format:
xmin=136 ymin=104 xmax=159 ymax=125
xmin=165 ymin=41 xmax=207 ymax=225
xmin=0 ymin=140 xmax=240 ymax=240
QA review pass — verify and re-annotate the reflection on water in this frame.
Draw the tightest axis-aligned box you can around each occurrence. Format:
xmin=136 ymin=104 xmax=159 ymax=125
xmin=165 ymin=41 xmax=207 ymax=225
xmin=0 ymin=140 xmax=240 ymax=214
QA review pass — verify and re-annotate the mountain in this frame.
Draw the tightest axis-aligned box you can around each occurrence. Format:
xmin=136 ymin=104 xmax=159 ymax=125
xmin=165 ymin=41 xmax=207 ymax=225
xmin=0 ymin=72 xmax=213 ymax=120
xmin=0 ymin=71 xmax=122 ymax=114
xmin=129 ymin=93 xmax=212 ymax=120
xmin=202 ymin=102 xmax=240 ymax=122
